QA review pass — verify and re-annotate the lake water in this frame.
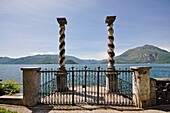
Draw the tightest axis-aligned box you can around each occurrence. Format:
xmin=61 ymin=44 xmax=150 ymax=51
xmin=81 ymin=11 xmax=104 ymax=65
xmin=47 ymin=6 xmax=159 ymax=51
xmin=0 ymin=64 xmax=170 ymax=84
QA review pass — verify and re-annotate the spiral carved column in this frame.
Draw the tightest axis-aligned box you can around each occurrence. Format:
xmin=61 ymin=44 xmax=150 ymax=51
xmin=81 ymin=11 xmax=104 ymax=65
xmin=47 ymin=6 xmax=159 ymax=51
xmin=107 ymin=23 xmax=115 ymax=70
xmin=105 ymin=16 xmax=118 ymax=92
xmin=57 ymin=18 xmax=67 ymax=70
xmin=56 ymin=18 xmax=67 ymax=92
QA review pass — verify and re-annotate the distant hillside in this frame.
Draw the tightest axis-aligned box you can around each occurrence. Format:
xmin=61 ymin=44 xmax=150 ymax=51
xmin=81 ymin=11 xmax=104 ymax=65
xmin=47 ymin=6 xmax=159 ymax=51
xmin=116 ymin=44 xmax=170 ymax=63
xmin=0 ymin=57 xmax=12 ymax=64
xmin=0 ymin=54 xmax=99 ymax=64
xmin=66 ymin=55 xmax=98 ymax=64
xmin=0 ymin=44 xmax=170 ymax=64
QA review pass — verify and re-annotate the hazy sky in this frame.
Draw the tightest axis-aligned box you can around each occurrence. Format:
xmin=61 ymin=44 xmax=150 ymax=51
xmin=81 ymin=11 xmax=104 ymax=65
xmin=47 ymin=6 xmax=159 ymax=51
xmin=0 ymin=0 xmax=170 ymax=60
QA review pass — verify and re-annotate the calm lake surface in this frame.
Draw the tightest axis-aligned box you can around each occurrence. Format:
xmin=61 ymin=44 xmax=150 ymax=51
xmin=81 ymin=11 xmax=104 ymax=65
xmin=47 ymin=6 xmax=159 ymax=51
xmin=0 ymin=64 xmax=170 ymax=84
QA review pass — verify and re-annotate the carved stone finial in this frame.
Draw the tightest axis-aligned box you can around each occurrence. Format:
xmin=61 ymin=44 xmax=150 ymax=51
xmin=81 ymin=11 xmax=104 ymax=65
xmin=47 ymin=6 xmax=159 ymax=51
xmin=57 ymin=18 xmax=67 ymax=25
xmin=105 ymin=16 xmax=116 ymax=25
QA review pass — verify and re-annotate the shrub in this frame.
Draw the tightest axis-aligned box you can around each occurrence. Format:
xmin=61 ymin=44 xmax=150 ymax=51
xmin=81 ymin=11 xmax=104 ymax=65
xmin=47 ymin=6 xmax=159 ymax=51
xmin=0 ymin=83 xmax=5 ymax=96
xmin=0 ymin=108 xmax=18 ymax=113
xmin=0 ymin=80 xmax=20 ymax=95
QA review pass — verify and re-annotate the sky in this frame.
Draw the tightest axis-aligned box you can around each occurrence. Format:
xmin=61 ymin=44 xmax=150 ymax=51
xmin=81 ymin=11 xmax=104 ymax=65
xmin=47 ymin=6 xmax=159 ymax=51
xmin=0 ymin=0 xmax=170 ymax=60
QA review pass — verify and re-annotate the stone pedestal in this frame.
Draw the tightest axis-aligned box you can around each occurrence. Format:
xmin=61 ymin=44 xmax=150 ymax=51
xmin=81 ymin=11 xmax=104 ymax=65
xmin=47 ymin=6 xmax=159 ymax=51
xmin=55 ymin=69 xmax=68 ymax=92
xmin=131 ymin=66 xmax=151 ymax=108
xmin=106 ymin=71 xmax=118 ymax=93
xmin=21 ymin=67 xmax=41 ymax=106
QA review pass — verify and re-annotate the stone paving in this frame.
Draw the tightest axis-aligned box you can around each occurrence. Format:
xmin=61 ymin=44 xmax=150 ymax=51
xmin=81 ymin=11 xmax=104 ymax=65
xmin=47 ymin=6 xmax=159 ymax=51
xmin=0 ymin=93 xmax=169 ymax=113
xmin=0 ymin=93 xmax=23 ymax=99
xmin=40 ymin=86 xmax=132 ymax=106
xmin=0 ymin=104 xmax=169 ymax=113
xmin=0 ymin=93 xmax=23 ymax=105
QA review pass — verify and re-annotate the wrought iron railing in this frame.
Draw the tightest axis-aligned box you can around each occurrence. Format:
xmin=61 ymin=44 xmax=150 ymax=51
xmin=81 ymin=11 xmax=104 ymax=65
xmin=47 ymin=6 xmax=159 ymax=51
xmin=39 ymin=67 xmax=133 ymax=106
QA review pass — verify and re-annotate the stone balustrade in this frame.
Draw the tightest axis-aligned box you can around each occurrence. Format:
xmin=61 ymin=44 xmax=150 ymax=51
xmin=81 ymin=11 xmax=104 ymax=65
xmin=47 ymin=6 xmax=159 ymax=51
xmin=154 ymin=78 xmax=170 ymax=104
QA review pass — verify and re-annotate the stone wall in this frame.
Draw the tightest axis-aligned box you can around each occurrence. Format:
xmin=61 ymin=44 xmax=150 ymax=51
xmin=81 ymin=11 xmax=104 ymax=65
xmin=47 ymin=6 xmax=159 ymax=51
xmin=131 ymin=66 xmax=170 ymax=108
xmin=21 ymin=67 xmax=41 ymax=106
xmin=131 ymin=66 xmax=152 ymax=108
xmin=150 ymin=78 xmax=156 ymax=106
xmin=155 ymin=78 xmax=170 ymax=104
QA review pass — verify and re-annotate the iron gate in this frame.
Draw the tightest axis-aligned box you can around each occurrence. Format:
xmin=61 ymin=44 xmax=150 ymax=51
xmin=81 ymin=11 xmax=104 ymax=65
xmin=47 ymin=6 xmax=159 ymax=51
xmin=39 ymin=67 xmax=133 ymax=106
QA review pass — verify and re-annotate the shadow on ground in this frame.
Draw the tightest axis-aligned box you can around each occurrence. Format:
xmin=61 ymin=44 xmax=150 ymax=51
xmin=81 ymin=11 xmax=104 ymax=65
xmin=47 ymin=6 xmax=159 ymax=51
xmin=27 ymin=105 xmax=54 ymax=113
xmin=27 ymin=104 xmax=170 ymax=112
xmin=146 ymin=104 xmax=170 ymax=112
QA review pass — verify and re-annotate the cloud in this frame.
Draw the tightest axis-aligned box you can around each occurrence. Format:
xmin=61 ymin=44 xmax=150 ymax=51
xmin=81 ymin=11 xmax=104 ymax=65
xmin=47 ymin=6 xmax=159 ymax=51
xmin=30 ymin=52 xmax=56 ymax=56
xmin=71 ymin=51 xmax=108 ymax=60
xmin=0 ymin=0 xmax=97 ymax=16
xmin=158 ymin=45 xmax=170 ymax=52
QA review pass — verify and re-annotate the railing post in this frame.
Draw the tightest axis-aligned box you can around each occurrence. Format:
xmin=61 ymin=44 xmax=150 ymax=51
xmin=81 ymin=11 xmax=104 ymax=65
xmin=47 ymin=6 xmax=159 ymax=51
xmin=71 ymin=66 xmax=75 ymax=105
xmin=105 ymin=16 xmax=118 ymax=92
xmin=84 ymin=66 xmax=87 ymax=102
xmin=97 ymin=66 xmax=100 ymax=104
xmin=131 ymin=66 xmax=152 ymax=108
xmin=21 ymin=67 xmax=41 ymax=106
xmin=56 ymin=18 xmax=68 ymax=92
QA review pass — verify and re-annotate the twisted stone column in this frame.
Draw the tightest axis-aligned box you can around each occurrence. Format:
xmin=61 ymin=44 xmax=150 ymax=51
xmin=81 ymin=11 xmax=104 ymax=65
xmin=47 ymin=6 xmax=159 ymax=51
xmin=57 ymin=18 xmax=67 ymax=70
xmin=106 ymin=16 xmax=116 ymax=70
xmin=56 ymin=18 xmax=67 ymax=91
xmin=105 ymin=16 xmax=118 ymax=92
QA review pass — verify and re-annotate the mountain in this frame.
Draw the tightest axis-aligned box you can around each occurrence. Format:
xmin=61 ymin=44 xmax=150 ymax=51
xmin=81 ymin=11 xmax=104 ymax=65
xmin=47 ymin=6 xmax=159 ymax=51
xmin=0 ymin=57 xmax=12 ymax=64
xmin=0 ymin=44 xmax=170 ymax=64
xmin=8 ymin=55 xmax=57 ymax=64
xmin=0 ymin=54 xmax=82 ymax=64
xmin=66 ymin=55 xmax=98 ymax=64
xmin=115 ymin=44 xmax=170 ymax=63
xmin=0 ymin=54 xmax=99 ymax=64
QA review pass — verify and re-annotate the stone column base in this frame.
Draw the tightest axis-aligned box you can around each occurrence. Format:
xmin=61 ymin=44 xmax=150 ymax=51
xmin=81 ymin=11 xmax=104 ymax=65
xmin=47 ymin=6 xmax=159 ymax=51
xmin=55 ymin=70 xmax=68 ymax=92
xmin=106 ymin=71 xmax=118 ymax=93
